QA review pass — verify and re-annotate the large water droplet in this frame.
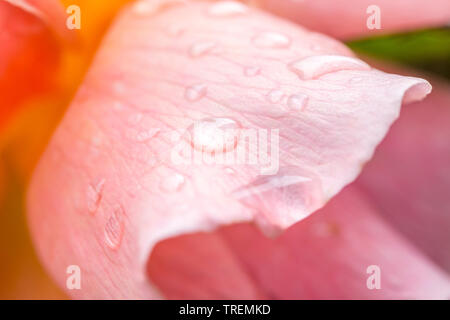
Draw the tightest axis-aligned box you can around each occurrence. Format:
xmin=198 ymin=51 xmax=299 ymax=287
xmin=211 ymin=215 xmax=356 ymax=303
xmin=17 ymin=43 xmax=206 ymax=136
xmin=160 ymin=172 xmax=185 ymax=192
xmin=87 ymin=179 xmax=105 ymax=214
xmin=207 ymin=1 xmax=248 ymax=17
xmin=244 ymin=66 xmax=261 ymax=77
xmin=289 ymin=55 xmax=370 ymax=80
xmin=104 ymin=206 xmax=124 ymax=250
xmin=266 ymin=89 xmax=285 ymax=103
xmin=184 ymin=83 xmax=208 ymax=102
xmin=189 ymin=41 xmax=219 ymax=58
xmin=252 ymin=31 xmax=291 ymax=49
xmin=287 ymin=93 xmax=309 ymax=111
xmin=186 ymin=117 xmax=240 ymax=153
xmin=232 ymin=166 xmax=324 ymax=230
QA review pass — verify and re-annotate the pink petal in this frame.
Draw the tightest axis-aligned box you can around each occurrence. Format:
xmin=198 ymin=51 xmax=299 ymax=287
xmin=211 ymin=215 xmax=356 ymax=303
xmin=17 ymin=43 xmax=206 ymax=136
xmin=28 ymin=1 xmax=431 ymax=298
xmin=253 ymin=0 xmax=450 ymax=39
xmin=220 ymin=185 xmax=450 ymax=299
xmin=357 ymin=72 xmax=450 ymax=272
xmin=148 ymin=185 xmax=450 ymax=299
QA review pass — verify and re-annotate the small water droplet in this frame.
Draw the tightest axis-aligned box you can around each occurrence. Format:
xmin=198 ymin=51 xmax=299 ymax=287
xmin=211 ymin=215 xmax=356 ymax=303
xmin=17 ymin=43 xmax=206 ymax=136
xmin=185 ymin=83 xmax=208 ymax=101
xmin=288 ymin=55 xmax=370 ymax=80
xmin=244 ymin=66 xmax=261 ymax=77
xmin=160 ymin=173 xmax=185 ymax=192
xmin=185 ymin=117 xmax=241 ymax=153
xmin=252 ymin=31 xmax=291 ymax=49
xmin=135 ymin=128 xmax=160 ymax=142
xmin=208 ymin=1 xmax=248 ymax=17
xmin=232 ymin=166 xmax=324 ymax=229
xmin=266 ymin=89 xmax=285 ymax=103
xmin=87 ymin=179 xmax=105 ymax=214
xmin=189 ymin=41 xmax=218 ymax=58
xmin=104 ymin=206 xmax=124 ymax=250
xmin=287 ymin=93 xmax=309 ymax=111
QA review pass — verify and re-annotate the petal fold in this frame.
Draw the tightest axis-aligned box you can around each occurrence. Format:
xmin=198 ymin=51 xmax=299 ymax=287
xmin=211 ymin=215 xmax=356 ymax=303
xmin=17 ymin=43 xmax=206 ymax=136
xmin=28 ymin=1 xmax=433 ymax=298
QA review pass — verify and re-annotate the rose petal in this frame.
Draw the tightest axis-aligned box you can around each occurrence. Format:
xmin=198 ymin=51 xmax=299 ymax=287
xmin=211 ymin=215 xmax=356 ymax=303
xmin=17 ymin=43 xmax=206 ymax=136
xmin=357 ymin=74 xmax=450 ymax=273
xmin=252 ymin=0 xmax=450 ymax=39
xmin=28 ymin=1 xmax=431 ymax=298
xmin=148 ymin=185 xmax=450 ymax=299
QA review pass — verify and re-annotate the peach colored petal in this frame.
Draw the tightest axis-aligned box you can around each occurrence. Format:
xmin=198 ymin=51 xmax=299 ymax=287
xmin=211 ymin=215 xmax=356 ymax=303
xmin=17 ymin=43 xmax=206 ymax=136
xmin=0 ymin=0 xmax=65 ymax=130
xmin=28 ymin=1 xmax=431 ymax=298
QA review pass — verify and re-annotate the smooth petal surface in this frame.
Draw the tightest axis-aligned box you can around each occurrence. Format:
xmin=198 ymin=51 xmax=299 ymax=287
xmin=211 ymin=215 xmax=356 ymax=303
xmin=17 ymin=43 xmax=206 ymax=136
xmin=28 ymin=1 xmax=431 ymax=298
xmin=253 ymin=0 xmax=450 ymax=39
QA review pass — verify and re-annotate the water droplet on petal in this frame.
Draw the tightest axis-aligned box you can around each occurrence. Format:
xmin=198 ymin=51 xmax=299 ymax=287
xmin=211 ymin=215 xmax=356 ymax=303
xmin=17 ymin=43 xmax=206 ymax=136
xmin=289 ymin=55 xmax=370 ymax=80
xmin=287 ymin=93 xmax=309 ymax=111
xmin=160 ymin=173 xmax=185 ymax=192
xmin=135 ymin=128 xmax=160 ymax=142
xmin=208 ymin=1 xmax=248 ymax=17
xmin=266 ymin=89 xmax=285 ymax=103
xmin=244 ymin=66 xmax=261 ymax=77
xmin=252 ymin=31 xmax=291 ymax=49
xmin=185 ymin=83 xmax=208 ymax=102
xmin=87 ymin=179 xmax=105 ymax=214
xmin=189 ymin=41 xmax=218 ymax=58
xmin=186 ymin=117 xmax=241 ymax=153
xmin=232 ymin=166 xmax=324 ymax=230
xmin=104 ymin=206 xmax=124 ymax=250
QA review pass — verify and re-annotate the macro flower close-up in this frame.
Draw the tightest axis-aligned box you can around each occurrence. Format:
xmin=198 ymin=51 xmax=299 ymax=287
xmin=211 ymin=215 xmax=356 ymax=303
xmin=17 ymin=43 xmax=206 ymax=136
xmin=0 ymin=0 xmax=449 ymax=302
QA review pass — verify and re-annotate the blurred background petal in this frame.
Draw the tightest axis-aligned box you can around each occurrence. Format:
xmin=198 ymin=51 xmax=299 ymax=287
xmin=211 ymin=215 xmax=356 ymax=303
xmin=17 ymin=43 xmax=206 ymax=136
xmin=251 ymin=0 xmax=450 ymax=39
xmin=0 ymin=0 xmax=131 ymax=300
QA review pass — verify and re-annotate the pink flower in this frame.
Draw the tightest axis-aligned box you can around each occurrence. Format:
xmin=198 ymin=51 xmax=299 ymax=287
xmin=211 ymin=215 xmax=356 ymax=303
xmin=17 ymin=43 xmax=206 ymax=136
xmin=19 ymin=0 xmax=450 ymax=299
